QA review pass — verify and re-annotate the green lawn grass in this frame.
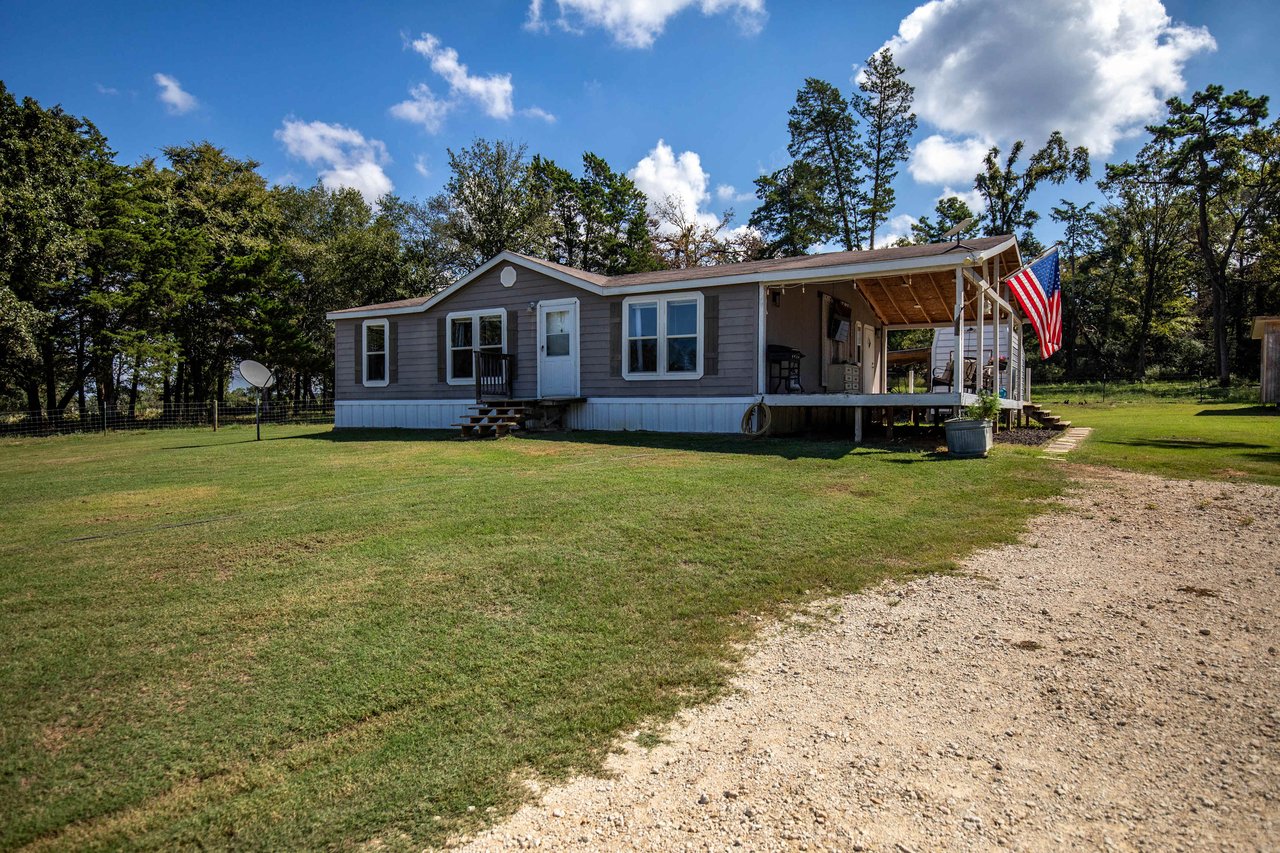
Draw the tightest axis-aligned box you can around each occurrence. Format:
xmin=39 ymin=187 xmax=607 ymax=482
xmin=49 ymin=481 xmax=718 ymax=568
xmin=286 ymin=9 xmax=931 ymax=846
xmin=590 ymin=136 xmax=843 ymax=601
xmin=1056 ymin=401 xmax=1280 ymax=485
xmin=0 ymin=425 xmax=1066 ymax=850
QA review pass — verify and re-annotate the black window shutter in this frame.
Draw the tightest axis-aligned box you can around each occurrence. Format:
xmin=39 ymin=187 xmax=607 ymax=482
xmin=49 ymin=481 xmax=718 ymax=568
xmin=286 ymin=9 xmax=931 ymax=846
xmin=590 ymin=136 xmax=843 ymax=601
xmin=436 ymin=316 xmax=447 ymax=383
xmin=506 ymin=309 xmax=519 ymax=382
xmin=388 ymin=320 xmax=399 ymax=384
xmin=353 ymin=323 xmax=362 ymax=385
xmin=609 ymin=301 xmax=623 ymax=377
xmin=704 ymin=293 xmax=720 ymax=376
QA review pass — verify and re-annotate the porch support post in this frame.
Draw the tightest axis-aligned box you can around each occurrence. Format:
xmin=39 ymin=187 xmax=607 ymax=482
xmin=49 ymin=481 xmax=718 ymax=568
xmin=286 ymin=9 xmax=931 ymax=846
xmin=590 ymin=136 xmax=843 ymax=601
xmin=880 ymin=327 xmax=889 ymax=392
xmin=756 ymin=284 xmax=767 ymax=396
xmin=953 ymin=266 xmax=965 ymax=418
xmin=854 ymin=406 xmax=864 ymax=443
xmin=989 ymin=258 xmax=1000 ymax=434
xmin=976 ymin=287 xmax=986 ymax=395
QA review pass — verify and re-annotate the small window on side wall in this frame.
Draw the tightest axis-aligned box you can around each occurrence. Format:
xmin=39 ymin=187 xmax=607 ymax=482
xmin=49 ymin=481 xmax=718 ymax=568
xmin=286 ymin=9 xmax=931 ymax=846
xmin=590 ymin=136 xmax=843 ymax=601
xmin=363 ymin=319 xmax=389 ymax=387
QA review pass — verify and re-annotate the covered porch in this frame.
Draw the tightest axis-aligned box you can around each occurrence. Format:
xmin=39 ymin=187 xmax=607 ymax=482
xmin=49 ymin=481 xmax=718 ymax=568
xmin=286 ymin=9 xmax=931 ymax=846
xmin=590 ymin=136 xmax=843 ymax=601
xmin=757 ymin=237 xmax=1029 ymax=440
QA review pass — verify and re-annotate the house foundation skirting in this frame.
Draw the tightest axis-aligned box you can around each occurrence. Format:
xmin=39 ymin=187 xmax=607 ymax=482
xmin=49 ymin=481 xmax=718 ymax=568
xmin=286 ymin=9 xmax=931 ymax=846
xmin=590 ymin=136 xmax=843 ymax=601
xmin=334 ymin=397 xmax=758 ymax=433
xmin=335 ymin=400 xmax=475 ymax=430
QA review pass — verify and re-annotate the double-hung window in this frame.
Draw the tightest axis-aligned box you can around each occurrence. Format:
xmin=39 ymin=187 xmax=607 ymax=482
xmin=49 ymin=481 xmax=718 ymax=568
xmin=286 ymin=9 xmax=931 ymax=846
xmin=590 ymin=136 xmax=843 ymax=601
xmin=446 ymin=310 xmax=506 ymax=384
xmin=362 ymin=319 xmax=389 ymax=387
xmin=622 ymin=293 xmax=703 ymax=380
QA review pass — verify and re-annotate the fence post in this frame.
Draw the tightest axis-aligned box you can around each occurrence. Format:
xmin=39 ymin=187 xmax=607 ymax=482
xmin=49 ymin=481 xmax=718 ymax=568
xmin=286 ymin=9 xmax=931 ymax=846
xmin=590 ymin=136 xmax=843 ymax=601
xmin=213 ymin=400 xmax=218 ymax=432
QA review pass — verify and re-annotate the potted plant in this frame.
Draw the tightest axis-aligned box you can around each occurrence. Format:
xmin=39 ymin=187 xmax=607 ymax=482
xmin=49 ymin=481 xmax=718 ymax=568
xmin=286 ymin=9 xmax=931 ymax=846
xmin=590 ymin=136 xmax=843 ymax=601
xmin=945 ymin=392 xmax=1000 ymax=458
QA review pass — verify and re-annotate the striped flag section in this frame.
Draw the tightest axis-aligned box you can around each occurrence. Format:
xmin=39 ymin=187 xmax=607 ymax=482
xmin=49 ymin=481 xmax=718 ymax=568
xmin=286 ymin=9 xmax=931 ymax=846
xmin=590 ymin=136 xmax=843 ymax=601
xmin=1005 ymin=247 xmax=1062 ymax=359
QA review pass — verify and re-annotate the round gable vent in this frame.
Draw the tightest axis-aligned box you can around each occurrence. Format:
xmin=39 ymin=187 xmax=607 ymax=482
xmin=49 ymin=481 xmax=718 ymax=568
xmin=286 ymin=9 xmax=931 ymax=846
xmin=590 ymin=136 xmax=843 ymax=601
xmin=500 ymin=265 xmax=517 ymax=287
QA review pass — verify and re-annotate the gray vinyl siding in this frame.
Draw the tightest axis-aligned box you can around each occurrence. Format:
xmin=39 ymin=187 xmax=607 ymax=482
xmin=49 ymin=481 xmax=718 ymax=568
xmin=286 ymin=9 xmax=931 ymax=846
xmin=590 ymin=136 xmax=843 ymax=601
xmin=334 ymin=265 xmax=760 ymax=401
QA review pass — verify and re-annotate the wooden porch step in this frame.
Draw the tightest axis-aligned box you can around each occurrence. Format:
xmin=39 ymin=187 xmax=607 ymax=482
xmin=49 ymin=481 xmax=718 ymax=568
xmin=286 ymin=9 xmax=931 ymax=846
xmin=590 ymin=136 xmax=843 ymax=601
xmin=1023 ymin=404 xmax=1071 ymax=431
xmin=453 ymin=421 xmax=515 ymax=438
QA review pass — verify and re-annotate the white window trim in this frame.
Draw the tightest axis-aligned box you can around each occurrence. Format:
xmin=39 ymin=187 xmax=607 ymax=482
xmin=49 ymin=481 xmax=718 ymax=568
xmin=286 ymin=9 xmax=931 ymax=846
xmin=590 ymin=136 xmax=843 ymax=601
xmin=622 ymin=292 xmax=704 ymax=381
xmin=445 ymin=309 xmax=507 ymax=386
xmin=362 ymin=319 xmax=389 ymax=387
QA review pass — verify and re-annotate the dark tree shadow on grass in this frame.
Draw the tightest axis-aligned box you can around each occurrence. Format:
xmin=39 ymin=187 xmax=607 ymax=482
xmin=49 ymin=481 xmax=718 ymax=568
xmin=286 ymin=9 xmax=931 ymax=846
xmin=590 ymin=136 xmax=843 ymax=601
xmin=1108 ymin=438 xmax=1270 ymax=450
xmin=1195 ymin=406 xmax=1279 ymax=417
xmin=271 ymin=426 xmax=956 ymax=462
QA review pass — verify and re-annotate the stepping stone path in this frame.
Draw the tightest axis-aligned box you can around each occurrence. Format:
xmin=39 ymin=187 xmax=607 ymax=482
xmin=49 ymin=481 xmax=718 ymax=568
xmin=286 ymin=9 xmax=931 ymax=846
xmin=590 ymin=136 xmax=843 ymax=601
xmin=1043 ymin=426 xmax=1092 ymax=454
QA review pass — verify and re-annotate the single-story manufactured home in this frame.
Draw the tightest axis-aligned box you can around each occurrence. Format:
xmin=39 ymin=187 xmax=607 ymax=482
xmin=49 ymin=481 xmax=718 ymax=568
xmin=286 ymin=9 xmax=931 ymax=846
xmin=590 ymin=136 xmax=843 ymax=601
xmin=326 ymin=236 xmax=1032 ymax=438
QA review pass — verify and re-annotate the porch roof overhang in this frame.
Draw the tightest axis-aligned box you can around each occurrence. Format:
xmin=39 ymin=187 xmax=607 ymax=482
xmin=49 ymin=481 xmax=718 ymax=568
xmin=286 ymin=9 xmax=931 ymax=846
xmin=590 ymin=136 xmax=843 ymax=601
xmin=845 ymin=241 xmax=1024 ymax=328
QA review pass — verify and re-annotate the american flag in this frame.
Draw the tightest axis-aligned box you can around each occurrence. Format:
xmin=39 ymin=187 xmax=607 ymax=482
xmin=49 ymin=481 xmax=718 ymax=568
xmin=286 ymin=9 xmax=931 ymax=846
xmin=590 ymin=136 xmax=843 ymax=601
xmin=1005 ymin=247 xmax=1062 ymax=359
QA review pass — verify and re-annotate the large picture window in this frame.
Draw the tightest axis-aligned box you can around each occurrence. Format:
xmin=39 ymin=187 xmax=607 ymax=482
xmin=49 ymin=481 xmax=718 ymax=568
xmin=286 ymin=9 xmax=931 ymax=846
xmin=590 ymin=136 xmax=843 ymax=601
xmin=446 ymin=310 xmax=506 ymax=384
xmin=622 ymin=293 xmax=703 ymax=380
xmin=362 ymin=319 xmax=388 ymax=387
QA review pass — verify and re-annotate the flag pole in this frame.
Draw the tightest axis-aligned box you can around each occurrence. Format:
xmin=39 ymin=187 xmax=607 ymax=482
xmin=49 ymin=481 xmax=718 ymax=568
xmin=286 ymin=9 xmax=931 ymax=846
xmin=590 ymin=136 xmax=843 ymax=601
xmin=998 ymin=242 xmax=1061 ymax=284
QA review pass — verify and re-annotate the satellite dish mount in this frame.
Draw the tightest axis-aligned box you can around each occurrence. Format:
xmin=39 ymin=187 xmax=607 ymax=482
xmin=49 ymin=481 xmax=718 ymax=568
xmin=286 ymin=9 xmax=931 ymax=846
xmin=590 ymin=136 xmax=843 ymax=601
xmin=943 ymin=217 xmax=980 ymax=254
xmin=237 ymin=359 xmax=276 ymax=441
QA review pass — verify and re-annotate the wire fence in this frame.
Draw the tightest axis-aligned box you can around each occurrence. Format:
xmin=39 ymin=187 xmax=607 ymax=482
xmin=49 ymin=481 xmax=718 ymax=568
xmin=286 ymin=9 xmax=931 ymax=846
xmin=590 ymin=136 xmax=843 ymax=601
xmin=0 ymin=399 xmax=335 ymax=440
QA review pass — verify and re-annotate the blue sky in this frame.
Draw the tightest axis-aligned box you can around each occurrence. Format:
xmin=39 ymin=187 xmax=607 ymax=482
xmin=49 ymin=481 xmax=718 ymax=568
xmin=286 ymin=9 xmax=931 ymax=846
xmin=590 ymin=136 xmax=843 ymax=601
xmin=3 ymin=0 xmax=1277 ymax=247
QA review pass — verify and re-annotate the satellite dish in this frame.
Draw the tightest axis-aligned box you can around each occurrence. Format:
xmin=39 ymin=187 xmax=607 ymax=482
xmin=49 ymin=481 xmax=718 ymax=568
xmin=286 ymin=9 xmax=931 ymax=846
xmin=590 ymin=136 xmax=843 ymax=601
xmin=942 ymin=217 xmax=975 ymax=240
xmin=500 ymin=265 xmax=517 ymax=287
xmin=238 ymin=359 xmax=275 ymax=389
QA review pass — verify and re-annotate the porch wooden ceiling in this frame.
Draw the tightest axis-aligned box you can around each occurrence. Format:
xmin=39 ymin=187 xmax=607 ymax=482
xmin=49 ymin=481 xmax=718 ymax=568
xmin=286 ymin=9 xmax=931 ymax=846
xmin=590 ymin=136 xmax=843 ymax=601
xmin=858 ymin=243 xmax=1023 ymax=326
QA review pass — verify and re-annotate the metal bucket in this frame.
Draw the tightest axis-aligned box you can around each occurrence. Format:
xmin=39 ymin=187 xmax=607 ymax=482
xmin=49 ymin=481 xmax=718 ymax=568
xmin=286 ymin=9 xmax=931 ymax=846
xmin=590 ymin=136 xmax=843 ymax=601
xmin=945 ymin=418 xmax=993 ymax=458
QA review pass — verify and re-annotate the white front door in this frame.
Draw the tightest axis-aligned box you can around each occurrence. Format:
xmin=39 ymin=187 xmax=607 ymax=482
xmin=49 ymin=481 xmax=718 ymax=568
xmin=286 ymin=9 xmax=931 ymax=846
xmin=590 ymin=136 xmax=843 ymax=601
xmin=537 ymin=299 xmax=579 ymax=398
xmin=862 ymin=324 xmax=877 ymax=393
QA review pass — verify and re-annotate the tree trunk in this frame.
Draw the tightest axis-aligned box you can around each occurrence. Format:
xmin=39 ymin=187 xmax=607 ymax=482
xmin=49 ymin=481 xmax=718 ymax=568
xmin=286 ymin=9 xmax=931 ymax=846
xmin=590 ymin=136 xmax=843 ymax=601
xmin=128 ymin=355 xmax=141 ymax=421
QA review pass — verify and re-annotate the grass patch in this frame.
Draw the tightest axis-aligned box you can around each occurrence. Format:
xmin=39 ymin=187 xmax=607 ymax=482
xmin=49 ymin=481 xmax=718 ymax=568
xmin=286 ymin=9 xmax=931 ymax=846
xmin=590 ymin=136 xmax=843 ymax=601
xmin=1052 ymin=401 xmax=1280 ymax=485
xmin=0 ymin=424 xmax=1063 ymax=850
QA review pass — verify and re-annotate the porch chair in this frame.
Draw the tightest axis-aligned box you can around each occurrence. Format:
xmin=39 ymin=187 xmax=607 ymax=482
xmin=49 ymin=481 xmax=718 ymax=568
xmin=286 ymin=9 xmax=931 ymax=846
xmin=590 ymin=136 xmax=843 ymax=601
xmin=931 ymin=356 xmax=954 ymax=390
xmin=766 ymin=344 xmax=805 ymax=393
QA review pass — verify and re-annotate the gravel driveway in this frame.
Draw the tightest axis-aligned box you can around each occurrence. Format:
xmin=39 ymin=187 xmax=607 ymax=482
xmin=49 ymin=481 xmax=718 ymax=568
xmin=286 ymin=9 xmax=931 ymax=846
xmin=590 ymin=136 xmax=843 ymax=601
xmin=455 ymin=466 xmax=1279 ymax=852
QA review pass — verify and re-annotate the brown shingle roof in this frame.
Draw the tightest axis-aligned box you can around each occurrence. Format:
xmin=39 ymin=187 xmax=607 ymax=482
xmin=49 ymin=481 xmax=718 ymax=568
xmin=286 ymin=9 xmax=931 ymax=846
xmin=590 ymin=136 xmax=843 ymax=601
xmin=596 ymin=236 xmax=1016 ymax=286
xmin=328 ymin=295 xmax=432 ymax=315
xmin=331 ymin=236 xmax=1018 ymax=315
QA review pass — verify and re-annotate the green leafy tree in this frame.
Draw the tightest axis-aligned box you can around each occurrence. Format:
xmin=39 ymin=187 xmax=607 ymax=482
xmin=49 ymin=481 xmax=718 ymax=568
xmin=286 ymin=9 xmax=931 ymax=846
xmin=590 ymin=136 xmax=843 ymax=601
xmin=1146 ymin=85 xmax=1280 ymax=384
xmin=531 ymin=153 xmax=657 ymax=274
xmin=1098 ymin=148 xmax=1196 ymax=377
xmin=852 ymin=49 xmax=917 ymax=249
xmin=0 ymin=82 xmax=108 ymax=413
xmin=1048 ymin=199 xmax=1095 ymax=373
xmin=162 ymin=142 xmax=282 ymax=405
xmin=910 ymin=196 xmax=980 ymax=243
xmin=975 ymin=132 xmax=1091 ymax=250
xmin=435 ymin=139 xmax=548 ymax=269
xmin=748 ymin=161 xmax=833 ymax=257
xmin=788 ymin=79 xmax=866 ymax=250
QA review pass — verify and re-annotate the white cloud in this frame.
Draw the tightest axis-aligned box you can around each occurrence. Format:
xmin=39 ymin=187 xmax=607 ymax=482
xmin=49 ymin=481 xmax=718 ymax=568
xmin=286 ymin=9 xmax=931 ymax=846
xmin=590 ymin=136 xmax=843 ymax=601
xmin=390 ymin=83 xmax=453 ymax=133
xmin=414 ymin=155 xmax=431 ymax=178
xmin=886 ymin=0 xmax=1214 ymax=184
xmin=880 ymin=213 xmax=919 ymax=245
xmin=908 ymin=134 xmax=991 ymax=186
xmin=522 ymin=106 xmax=557 ymax=123
xmin=715 ymin=183 xmax=754 ymax=203
xmin=628 ymin=139 xmax=722 ymax=231
xmin=526 ymin=0 xmax=767 ymax=49
xmin=153 ymin=73 xmax=197 ymax=115
xmin=409 ymin=33 xmax=513 ymax=119
xmin=95 ymin=83 xmax=119 ymax=96
xmin=275 ymin=119 xmax=393 ymax=204
xmin=393 ymin=33 xmax=552 ymax=132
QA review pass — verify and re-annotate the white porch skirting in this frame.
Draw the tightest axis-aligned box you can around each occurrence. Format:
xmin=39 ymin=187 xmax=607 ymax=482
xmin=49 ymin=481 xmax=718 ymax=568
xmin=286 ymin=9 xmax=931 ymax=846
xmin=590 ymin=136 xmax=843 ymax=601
xmin=334 ymin=400 xmax=474 ymax=430
xmin=562 ymin=397 xmax=757 ymax=433
xmin=334 ymin=397 xmax=758 ymax=433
